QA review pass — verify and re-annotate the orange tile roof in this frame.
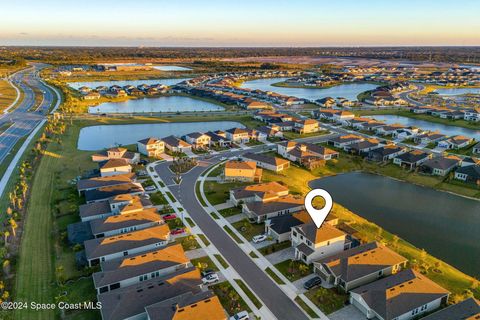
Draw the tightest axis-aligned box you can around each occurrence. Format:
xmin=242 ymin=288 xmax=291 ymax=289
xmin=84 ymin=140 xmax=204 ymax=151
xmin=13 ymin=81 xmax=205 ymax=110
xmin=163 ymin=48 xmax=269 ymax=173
xmin=172 ymin=295 xmax=226 ymax=320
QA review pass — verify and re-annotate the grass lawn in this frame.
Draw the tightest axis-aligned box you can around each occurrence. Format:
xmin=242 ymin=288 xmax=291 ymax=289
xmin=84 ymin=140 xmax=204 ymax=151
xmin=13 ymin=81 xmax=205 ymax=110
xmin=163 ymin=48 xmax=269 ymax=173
xmin=274 ymin=259 xmax=313 ymax=282
xmin=304 ymin=286 xmax=348 ymax=315
xmin=0 ymin=79 xmax=18 ymax=112
xmin=265 ymin=267 xmax=285 ymax=285
xmin=231 ymin=219 xmax=265 ymax=241
xmin=203 ymin=181 xmax=250 ymax=205
xmin=283 ymin=130 xmax=330 ymax=140
xmin=13 ymin=121 xmax=96 ymax=320
xmin=166 ymin=217 xmax=185 ymax=230
xmin=197 ymin=234 xmax=210 ymax=247
xmin=214 ymin=254 xmax=229 ymax=269
xmin=211 ymin=281 xmax=252 ymax=315
xmin=149 ymin=192 xmax=168 ymax=205
xmin=165 ymin=191 xmax=176 ymax=202
xmin=249 ymin=251 xmax=258 ymax=258
xmin=218 ymin=206 xmax=242 ymax=217
xmin=223 ymin=225 xmax=244 ymax=244
xmin=295 ymin=296 xmax=319 ymax=318
xmin=185 ymin=217 xmax=195 ymax=227
xmin=175 ymin=235 xmax=201 ymax=251
xmin=234 ymin=279 xmax=262 ymax=309
xmin=258 ymin=241 xmax=292 ymax=256
xmin=208 ymin=164 xmax=224 ymax=177
xmin=191 ymin=255 xmax=219 ymax=272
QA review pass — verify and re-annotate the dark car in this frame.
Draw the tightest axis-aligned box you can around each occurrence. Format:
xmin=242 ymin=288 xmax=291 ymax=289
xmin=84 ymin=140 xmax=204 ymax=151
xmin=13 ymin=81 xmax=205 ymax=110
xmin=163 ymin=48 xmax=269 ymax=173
xmin=303 ymin=276 xmax=322 ymax=290
xmin=201 ymin=269 xmax=215 ymax=277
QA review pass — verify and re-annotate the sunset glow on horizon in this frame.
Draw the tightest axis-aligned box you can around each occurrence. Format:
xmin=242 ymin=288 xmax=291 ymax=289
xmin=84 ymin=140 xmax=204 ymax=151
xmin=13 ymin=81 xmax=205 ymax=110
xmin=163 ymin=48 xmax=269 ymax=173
xmin=1 ymin=0 xmax=479 ymax=46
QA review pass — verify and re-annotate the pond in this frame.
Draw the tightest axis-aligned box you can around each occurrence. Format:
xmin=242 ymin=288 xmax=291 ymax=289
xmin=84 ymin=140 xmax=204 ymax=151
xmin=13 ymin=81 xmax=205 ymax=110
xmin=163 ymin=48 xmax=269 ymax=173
xmin=68 ymin=78 xmax=190 ymax=90
xmin=434 ymin=87 xmax=480 ymax=96
xmin=77 ymin=121 xmax=245 ymax=151
xmin=367 ymin=115 xmax=480 ymax=140
xmin=310 ymin=172 xmax=480 ymax=277
xmin=153 ymin=65 xmax=192 ymax=71
xmin=240 ymin=78 xmax=378 ymax=101
xmin=88 ymin=96 xmax=223 ymax=114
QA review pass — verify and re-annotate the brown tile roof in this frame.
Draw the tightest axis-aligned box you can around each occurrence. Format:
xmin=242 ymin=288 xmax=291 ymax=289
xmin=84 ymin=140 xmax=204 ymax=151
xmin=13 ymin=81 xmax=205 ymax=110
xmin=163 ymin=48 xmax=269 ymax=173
xmin=421 ymin=297 xmax=480 ymax=320
xmin=84 ymin=224 xmax=170 ymax=260
xmin=93 ymin=243 xmax=189 ymax=289
xmin=225 ymin=160 xmax=257 ymax=171
xmin=90 ymin=208 xmax=161 ymax=235
xmin=294 ymin=222 xmax=345 ymax=244
xmin=100 ymin=158 xmax=131 ymax=169
xmin=242 ymin=152 xmax=290 ymax=167
xmin=77 ymin=173 xmax=136 ymax=191
xmin=315 ymin=242 xmax=407 ymax=282
xmin=245 ymin=195 xmax=304 ymax=217
xmin=351 ymin=269 xmax=449 ymax=320
xmin=231 ymin=181 xmax=288 ymax=200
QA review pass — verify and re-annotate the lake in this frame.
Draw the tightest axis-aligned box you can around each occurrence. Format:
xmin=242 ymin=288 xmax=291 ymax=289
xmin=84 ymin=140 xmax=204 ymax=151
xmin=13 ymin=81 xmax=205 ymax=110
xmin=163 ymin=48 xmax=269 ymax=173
xmin=240 ymin=78 xmax=378 ymax=101
xmin=367 ymin=115 xmax=480 ymax=140
xmin=434 ymin=87 xmax=480 ymax=96
xmin=68 ymin=78 xmax=190 ymax=90
xmin=310 ymin=172 xmax=480 ymax=277
xmin=88 ymin=96 xmax=223 ymax=114
xmin=77 ymin=121 xmax=244 ymax=150
xmin=153 ymin=65 xmax=192 ymax=71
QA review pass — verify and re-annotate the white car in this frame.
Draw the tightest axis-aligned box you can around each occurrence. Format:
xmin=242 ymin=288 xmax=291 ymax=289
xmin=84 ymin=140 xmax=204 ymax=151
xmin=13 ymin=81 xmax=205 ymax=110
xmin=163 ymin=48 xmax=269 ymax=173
xmin=252 ymin=234 xmax=267 ymax=243
xmin=201 ymin=273 xmax=219 ymax=285
xmin=229 ymin=311 xmax=249 ymax=320
xmin=144 ymin=186 xmax=157 ymax=192
xmin=220 ymin=157 xmax=227 ymax=161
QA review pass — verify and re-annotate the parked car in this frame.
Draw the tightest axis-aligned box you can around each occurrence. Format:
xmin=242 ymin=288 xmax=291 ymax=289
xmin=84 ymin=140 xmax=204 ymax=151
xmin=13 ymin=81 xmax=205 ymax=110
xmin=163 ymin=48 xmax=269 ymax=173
xmin=252 ymin=234 xmax=267 ymax=243
xmin=229 ymin=311 xmax=249 ymax=320
xmin=170 ymin=228 xmax=185 ymax=235
xmin=201 ymin=269 xmax=215 ymax=277
xmin=303 ymin=276 xmax=322 ymax=290
xmin=139 ymin=159 xmax=149 ymax=165
xmin=220 ymin=156 xmax=227 ymax=161
xmin=163 ymin=214 xmax=177 ymax=221
xmin=144 ymin=186 xmax=157 ymax=192
xmin=202 ymin=273 xmax=219 ymax=285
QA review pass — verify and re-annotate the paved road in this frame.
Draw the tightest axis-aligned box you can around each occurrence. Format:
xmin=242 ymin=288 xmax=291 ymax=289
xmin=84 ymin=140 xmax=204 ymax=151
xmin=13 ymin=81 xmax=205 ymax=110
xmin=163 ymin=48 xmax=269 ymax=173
xmin=0 ymin=64 xmax=55 ymax=164
xmin=153 ymin=137 xmax=334 ymax=320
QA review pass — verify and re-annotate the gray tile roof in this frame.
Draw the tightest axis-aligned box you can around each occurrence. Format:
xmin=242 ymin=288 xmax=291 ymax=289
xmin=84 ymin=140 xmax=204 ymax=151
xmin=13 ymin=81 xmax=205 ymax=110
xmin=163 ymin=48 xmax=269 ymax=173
xmin=421 ymin=297 xmax=480 ymax=320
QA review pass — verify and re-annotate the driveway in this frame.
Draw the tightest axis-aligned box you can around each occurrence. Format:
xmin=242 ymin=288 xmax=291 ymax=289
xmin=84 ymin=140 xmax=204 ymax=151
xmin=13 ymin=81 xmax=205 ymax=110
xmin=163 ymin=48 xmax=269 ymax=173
xmin=265 ymin=247 xmax=295 ymax=265
xmin=328 ymin=305 xmax=366 ymax=320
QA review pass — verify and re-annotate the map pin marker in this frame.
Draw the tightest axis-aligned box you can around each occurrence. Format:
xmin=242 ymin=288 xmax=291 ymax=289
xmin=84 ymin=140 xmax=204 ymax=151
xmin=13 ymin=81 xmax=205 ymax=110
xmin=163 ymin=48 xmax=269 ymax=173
xmin=305 ymin=188 xmax=333 ymax=229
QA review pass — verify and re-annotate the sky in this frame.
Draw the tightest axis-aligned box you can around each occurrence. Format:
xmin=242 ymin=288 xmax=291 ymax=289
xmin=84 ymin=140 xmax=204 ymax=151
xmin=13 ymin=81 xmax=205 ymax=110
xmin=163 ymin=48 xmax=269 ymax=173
xmin=1 ymin=0 xmax=479 ymax=47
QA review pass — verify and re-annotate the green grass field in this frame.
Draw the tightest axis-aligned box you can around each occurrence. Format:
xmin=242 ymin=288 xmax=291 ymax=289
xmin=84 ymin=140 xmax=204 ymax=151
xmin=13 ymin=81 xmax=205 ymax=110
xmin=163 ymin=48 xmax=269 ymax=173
xmin=0 ymin=79 xmax=18 ymax=112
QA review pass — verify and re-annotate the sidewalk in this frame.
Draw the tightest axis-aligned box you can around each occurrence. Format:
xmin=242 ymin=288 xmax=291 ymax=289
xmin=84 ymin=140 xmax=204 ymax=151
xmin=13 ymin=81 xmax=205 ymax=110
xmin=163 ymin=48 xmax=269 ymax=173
xmin=198 ymin=162 xmax=329 ymax=320
xmin=146 ymin=162 xmax=278 ymax=320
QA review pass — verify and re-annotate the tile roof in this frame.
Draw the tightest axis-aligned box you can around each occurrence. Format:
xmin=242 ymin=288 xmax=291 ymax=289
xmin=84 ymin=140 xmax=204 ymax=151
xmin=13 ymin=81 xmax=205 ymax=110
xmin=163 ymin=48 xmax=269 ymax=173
xmin=421 ymin=297 xmax=480 ymax=320
xmin=77 ymin=173 xmax=136 ymax=191
xmin=231 ymin=181 xmax=288 ymax=200
xmin=245 ymin=195 xmax=304 ymax=217
xmin=100 ymin=158 xmax=131 ymax=169
xmin=225 ymin=160 xmax=257 ymax=171
xmin=294 ymin=222 xmax=345 ymax=244
xmin=242 ymin=152 xmax=290 ymax=167
xmin=90 ymin=208 xmax=161 ymax=235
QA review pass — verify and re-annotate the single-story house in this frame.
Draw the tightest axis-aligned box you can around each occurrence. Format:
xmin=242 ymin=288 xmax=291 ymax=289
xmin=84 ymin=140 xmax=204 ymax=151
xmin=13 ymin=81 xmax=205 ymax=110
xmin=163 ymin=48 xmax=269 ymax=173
xmin=93 ymin=243 xmax=190 ymax=294
xmin=367 ymin=145 xmax=407 ymax=162
xmin=84 ymin=224 xmax=170 ymax=267
xmin=473 ymin=142 xmax=480 ymax=154
xmin=229 ymin=181 xmax=289 ymax=206
xmin=162 ymin=135 xmax=192 ymax=153
xmin=454 ymin=165 xmax=480 ymax=184
xmin=242 ymin=194 xmax=304 ymax=223
xmin=350 ymin=269 xmax=449 ymax=320
xmin=313 ymin=242 xmax=408 ymax=292
xmin=393 ymin=150 xmax=432 ymax=169
xmin=241 ymin=152 xmax=290 ymax=172
xmin=421 ymin=297 xmax=480 ymax=320
xmin=437 ymin=135 xmax=474 ymax=149
xmin=79 ymin=194 xmax=151 ymax=222
xmin=84 ymin=183 xmax=144 ymax=203
xmin=328 ymin=134 xmax=364 ymax=148
xmin=76 ymin=173 xmax=136 ymax=195
xmin=99 ymin=159 xmax=133 ymax=177
xmin=420 ymin=155 xmax=461 ymax=176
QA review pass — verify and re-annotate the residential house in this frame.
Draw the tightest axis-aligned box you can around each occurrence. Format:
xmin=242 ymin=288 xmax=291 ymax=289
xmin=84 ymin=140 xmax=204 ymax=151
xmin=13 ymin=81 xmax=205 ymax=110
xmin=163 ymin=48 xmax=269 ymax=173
xmin=421 ymin=297 xmax=480 ymax=320
xmin=313 ymin=242 xmax=408 ymax=292
xmin=229 ymin=181 xmax=289 ymax=206
xmin=393 ymin=150 xmax=432 ymax=169
xmin=291 ymin=222 xmax=347 ymax=264
xmin=90 ymin=208 xmax=162 ymax=238
xmin=91 ymin=147 xmax=140 ymax=164
xmin=79 ymin=195 xmax=151 ymax=222
xmin=184 ymin=132 xmax=211 ymax=149
xmin=225 ymin=128 xmax=249 ymax=144
xmin=241 ymin=152 xmax=290 ymax=172
xmin=454 ymin=165 xmax=480 ymax=185
xmin=375 ymin=124 xmax=406 ymax=136
xmin=245 ymin=128 xmax=268 ymax=142
xmin=368 ymin=145 xmax=407 ymax=162
xmin=437 ymin=135 xmax=474 ymax=149
xmin=77 ymin=173 xmax=136 ymax=195
xmin=420 ymin=155 xmax=461 ymax=176
xmin=84 ymin=183 xmax=144 ymax=203
xmin=474 ymin=142 xmax=480 ymax=154
xmin=414 ymin=131 xmax=447 ymax=145
xmin=162 ymin=135 xmax=192 ymax=153
xmin=265 ymin=210 xmax=338 ymax=243
xmin=294 ymin=119 xmax=319 ymax=134
xmin=84 ymin=224 xmax=170 ymax=267
xmin=145 ymin=292 xmax=227 ymax=320
xmin=224 ymin=160 xmax=262 ymax=182
xmin=278 ymin=141 xmax=339 ymax=162
xmin=242 ymin=194 xmax=304 ymax=223
xmin=99 ymin=159 xmax=133 ymax=177
xmin=344 ymin=139 xmax=382 ymax=155
xmin=83 ymin=91 xmax=101 ymax=100
xmin=98 ymin=267 xmax=203 ymax=320
xmin=257 ymin=126 xmax=283 ymax=139
xmin=328 ymin=134 xmax=364 ymax=148
xmin=137 ymin=138 xmax=165 ymax=158
xmin=204 ymin=131 xmax=231 ymax=148
xmin=350 ymin=269 xmax=449 ymax=320
xmin=464 ymin=110 xmax=480 ymax=122
xmin=93 ymin=243 xmax=190 ymax=294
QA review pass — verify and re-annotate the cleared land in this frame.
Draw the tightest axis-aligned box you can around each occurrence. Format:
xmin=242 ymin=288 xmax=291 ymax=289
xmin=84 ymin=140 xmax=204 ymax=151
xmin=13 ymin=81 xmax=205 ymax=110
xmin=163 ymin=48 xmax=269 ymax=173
xmin=0 ymin=79 xmax=18 ymax=112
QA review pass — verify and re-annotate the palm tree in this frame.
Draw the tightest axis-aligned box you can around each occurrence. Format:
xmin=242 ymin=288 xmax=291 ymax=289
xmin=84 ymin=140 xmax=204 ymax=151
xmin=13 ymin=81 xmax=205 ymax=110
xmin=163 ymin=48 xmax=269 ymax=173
xmin=9 ymin=219 xmax=17 ymax=238
xmin=3 ymin=231 xmax=9 ymax=244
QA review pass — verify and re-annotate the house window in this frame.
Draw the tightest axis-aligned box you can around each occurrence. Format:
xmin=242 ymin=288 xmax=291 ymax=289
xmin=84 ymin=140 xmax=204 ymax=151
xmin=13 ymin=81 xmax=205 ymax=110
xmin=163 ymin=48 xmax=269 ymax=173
xmin=123 ymin=251 xmax=128 ymax=256
xmin=292 ymin=231 xmax=297 ymax=238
